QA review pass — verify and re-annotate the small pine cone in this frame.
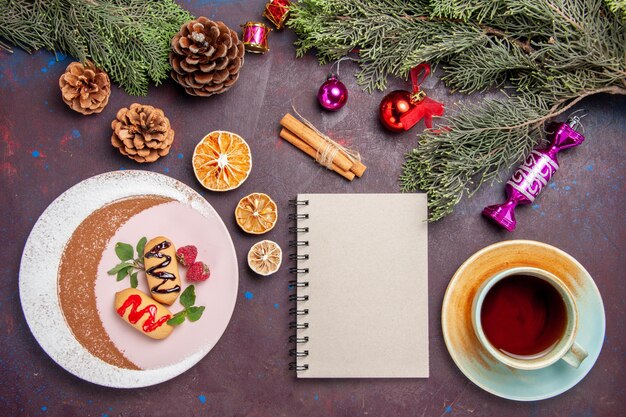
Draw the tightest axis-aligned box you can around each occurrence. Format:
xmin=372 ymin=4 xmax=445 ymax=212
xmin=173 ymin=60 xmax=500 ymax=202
xmin=111 ymin=103 xmax=175 ymax=163
xmin=59 ymin=61 xmax=110 ymax=115
xmin=170 ymin=17 xmax=245 ymax=97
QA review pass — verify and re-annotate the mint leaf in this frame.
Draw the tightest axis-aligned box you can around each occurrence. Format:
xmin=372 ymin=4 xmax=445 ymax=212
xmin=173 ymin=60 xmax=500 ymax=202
xmin=136 ymin=237 xmax=147 ymax=257
xmin=186 ymin=306 xmax=205 ymax=322
xmin=115 ymin=242 xmax=134 ymax=261
xmin=130 ymin=271 xmax=138 ymax=288
xmin=180 ymin=285 xmax=196 ymax=308
xmin=107 ymin=261 xmax=133 ymax=275
xmin=167 ymin=311 xmax=187 ymax=326
xmin=116 ymin=268 xmax=130 ymax=281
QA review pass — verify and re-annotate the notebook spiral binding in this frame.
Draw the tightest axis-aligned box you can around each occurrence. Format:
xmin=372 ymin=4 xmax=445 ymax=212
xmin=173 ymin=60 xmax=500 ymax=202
xmin=288 ymin=199 xmax=309 ymax=372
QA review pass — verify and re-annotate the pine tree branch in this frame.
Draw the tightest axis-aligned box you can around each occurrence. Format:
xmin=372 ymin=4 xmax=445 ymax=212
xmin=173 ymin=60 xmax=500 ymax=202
xmin=290 ymin=0 xmax=626 ymax=220
xmin=469 ymin=85 xmax=626 ymax=134
xmin=0 ymin=0 xmax=192 ymax=95
xmin=546 ymin=2 xmax=585 ymax=32
xmin=481 ymin=25 xmax=536 ymax=55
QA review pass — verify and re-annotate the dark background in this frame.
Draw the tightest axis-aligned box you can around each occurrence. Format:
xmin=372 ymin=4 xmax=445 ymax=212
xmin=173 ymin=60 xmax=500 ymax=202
xmin=1 ymin=1 xmax=624 ymax=416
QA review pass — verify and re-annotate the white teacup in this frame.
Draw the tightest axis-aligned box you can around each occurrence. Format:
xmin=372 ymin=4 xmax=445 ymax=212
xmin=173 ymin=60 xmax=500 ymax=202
xmin=472 ymin=267 xmax=588 ymax=370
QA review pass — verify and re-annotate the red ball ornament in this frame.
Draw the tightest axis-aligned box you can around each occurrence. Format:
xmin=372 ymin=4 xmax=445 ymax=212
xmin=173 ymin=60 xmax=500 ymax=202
xmin=378 ymin=63 xmax=445 ymax=133
xmin=379 ymin=90 xmax=414 ymax=132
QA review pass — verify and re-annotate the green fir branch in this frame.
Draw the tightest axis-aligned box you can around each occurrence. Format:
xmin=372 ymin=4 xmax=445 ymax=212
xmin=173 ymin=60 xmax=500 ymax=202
xmin=289 ymin=0 xmax=626 ymax=220
xmin=0 ymin=0 xmax=192 ymax=96
xmin=400 ymin=96 xmax=549 ymax=221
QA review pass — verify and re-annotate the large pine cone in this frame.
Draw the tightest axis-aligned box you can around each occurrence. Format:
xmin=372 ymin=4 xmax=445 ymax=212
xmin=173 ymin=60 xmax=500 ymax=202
xmin=170 ymin=17 xmax=245 ymax=97
xmin=111 ymin=103 xmax=174 ymax=163
xmin=59 ymin=61 xmax=110 ymax=115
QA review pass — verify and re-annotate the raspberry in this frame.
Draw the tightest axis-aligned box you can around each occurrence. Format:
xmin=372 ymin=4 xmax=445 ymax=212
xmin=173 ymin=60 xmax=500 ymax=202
xmin=176 ymin=245 xmax=198 ymax=266
xmin=187 ymin=261 xmax=210 ymax=282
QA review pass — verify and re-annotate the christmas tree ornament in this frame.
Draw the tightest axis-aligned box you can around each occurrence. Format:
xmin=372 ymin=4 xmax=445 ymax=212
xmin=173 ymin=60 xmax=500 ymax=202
xmin=482 ymin=114 xmax=586 ymax=231
xmin=59 ymin=61 xmax=111 ymax=115
xmin=317 ymin=76 xmax=348 ymax=111
xmin=111 ymin=103 xmax=175 ymax=163
xmin=379 ymin=63 xmax=444 ymax=132
xmin=170 ymin=17 xmax=245 ymax=97
xmin=242 ymin=22 xmax=272 ymax=54
xmin=317 ymin=57 xmax=351 ymax=111
xmin=264 ymin=0 xmax=291 ymax=30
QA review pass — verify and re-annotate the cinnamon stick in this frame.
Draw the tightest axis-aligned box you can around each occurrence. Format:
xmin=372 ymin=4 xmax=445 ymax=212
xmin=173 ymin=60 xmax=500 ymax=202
xmin=341 ymin=150 xmax=367 ymax=177
xmin=280 ymin=113 xmax=354 ymax=172
xmin=279 ymin=128 xmax=355 ymax=181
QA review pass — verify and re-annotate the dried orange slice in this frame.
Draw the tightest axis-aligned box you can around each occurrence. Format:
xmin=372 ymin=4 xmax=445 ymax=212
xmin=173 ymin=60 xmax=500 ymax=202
xmin=235 ymin=193 xmax=278 ymax=234
xmin=247 ymin=240 xmax=282 ymax=276
xmin=192 ymin=131 xmax=252 ymax=191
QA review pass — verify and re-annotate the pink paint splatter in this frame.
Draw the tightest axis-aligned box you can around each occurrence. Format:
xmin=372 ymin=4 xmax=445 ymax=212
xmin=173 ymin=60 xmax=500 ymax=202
xmin=0 ymin=161 xmax=17 ymax=180
xmin=274 ymin=136 xmax=284 ymax=150
xmin=60 ymin=133 xmax=73 ymax=147
xmin=0 ymin=123 xmax=19 ymax=158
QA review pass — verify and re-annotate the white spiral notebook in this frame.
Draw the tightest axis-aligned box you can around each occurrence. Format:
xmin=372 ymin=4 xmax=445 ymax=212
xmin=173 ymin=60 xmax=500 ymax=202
xmin=289 ymin=193 xmax=429 ymax=378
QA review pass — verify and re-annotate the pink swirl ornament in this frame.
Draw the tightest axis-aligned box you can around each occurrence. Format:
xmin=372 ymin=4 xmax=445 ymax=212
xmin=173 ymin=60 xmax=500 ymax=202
xmin=482 ymin=116 xmax=586 ymax=231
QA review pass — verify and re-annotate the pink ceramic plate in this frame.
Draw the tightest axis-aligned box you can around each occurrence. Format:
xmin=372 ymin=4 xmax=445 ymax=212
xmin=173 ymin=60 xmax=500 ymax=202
xmin=19 ymin=171 xmax=239 ymax=388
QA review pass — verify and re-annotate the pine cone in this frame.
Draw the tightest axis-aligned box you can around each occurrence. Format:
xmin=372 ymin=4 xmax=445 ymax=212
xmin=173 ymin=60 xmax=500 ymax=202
xmin=59 ymin=62 xmax=110 ymax=115
xmin=111 ymin=104 xmax=174 ymax=163
xmin=170 ymin=17 xmax=245 ymax=97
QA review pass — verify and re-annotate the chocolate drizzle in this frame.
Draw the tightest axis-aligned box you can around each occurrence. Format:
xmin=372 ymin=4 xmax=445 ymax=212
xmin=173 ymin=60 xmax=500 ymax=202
xmin=145 ymin=240 xmax=181 ymax=295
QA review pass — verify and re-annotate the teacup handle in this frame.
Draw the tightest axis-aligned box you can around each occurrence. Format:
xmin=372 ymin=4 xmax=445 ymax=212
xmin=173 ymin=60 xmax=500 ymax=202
xmin=561 ymin=342 xmax=588 ymax=368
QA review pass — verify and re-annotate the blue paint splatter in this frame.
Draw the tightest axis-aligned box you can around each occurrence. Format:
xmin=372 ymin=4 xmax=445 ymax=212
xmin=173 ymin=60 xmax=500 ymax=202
xmin=32 ymin=150 xmax=40 ymax=157
xmin=564 ymin=185 xmax=571 ymax=191
xmin=41 ymin=406 xmax=47 ymax=411
xmin=274 ymin=303 xmax=279 ymax=309
xmin=585 ymin=165 xmax=593 ymax=171
xmin=108 ymin=407 xmax=113 ymax=411
xmin=119 ymin=167 xmax=126 ymax=170
xmin=244 ymin=291 xmax=254 ymax=300
xmin=44 ymin=163 xmax=49 ymax=170
xmin=443 ymin=405 xmax=452 ymax=413
xmin=177 ymin=153 xmax=183 ymax=159
xmin=72 ymin=129 xmax=81 ymax=138
xmin=540 ymin=211 xmax=546 ymax=217
xmin=314 ymin=393 xmax=319 ymax=401
xmin=572 ymin=180 xmax=576 ymax=184
xmin=164 ymin=167 xmax=170 ymax=173
xmin=548 ymin=182 xmax=556 ymax=189
xmin=102 ymin=414 xmax=108 ymax=417
xmin=532 ymin=204 xmax=540 ymax=210
xmin=41 ymin=67 xmax=48 ymax=73
xmin=198 ymin=395 xmax=207 ymax=404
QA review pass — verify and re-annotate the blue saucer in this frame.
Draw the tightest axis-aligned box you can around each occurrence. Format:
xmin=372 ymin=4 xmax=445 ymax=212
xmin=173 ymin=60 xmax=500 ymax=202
xmin=442 ymin=240 xmax=605 ymax=401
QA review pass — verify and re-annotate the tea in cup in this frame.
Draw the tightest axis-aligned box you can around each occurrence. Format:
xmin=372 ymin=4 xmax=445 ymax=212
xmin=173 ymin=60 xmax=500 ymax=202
xmin=472 ymin=267 xmax=588 ymax=370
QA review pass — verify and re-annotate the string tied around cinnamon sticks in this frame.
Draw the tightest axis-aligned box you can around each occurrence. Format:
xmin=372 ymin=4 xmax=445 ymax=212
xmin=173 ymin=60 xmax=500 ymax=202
xmin=293 ymin=107 xmax=361 ymax=169
xmin=279 ymin=109 xmax=366 ymax=181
